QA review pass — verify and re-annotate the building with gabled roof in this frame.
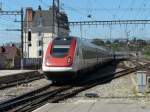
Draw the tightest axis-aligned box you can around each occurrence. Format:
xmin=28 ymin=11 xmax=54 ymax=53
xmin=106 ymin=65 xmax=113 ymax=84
xmin=23 ymin=6 xmax=69 ymax=58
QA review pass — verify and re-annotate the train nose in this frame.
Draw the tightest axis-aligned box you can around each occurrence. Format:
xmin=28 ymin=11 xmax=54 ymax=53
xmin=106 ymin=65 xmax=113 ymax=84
xmin=44 ymin=37 xmax=76 ymax=67
xmin=45 ymin=57 xmax=73 ymax=67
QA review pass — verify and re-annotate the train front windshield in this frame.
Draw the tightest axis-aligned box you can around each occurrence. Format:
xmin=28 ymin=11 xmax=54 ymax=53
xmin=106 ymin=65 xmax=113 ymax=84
xmin=51 ymin=37 xmax=72 ymax=58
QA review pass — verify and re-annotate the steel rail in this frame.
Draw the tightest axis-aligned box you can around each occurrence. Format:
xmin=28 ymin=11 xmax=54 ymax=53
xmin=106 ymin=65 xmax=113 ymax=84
xmin=0 ymin=84 xmax=53 ymax=111
xmin=0 ymin=84 xmax=71 ymax=112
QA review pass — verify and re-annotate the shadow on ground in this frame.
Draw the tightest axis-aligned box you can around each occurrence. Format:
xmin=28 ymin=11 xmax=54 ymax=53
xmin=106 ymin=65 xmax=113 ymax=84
xmin=54 ymin=60 xmax=125 ymax=86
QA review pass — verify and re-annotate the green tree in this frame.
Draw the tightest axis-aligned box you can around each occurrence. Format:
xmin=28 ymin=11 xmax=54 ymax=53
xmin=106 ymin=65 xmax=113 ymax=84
xmin=92 ymin=38 xmax=105 ymax=46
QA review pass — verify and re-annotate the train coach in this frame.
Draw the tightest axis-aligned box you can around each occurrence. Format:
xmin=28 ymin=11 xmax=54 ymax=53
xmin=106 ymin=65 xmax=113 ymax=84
xmin=42 ymin=36 xmax=124 ymax=82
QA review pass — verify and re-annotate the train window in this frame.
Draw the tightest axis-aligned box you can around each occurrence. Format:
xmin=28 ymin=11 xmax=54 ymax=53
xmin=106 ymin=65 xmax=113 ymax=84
xmin=51 ymin=37 xmax=73 ymax=58
xmin=53 ymin=37 xmax=72 ymax=45
xmin=51 ymin=45 xmax=70 ymax=58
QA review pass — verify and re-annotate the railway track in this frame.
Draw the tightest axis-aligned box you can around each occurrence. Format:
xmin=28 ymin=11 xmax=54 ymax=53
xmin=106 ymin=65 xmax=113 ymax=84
xmin=0 ymin=63 xmax=149 ymax=112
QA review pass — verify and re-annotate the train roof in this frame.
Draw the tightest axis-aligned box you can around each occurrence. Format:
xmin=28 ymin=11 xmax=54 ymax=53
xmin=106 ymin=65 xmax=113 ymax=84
xmin=53 ymin=36 xmax=112 ymax=53
xmin=80 ymin=37 xmax=112 ymax=53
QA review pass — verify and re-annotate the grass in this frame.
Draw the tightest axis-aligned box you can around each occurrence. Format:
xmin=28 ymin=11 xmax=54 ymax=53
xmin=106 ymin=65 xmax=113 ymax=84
xmin=144 ymin=55 xmax=150 ymax=60
xmin=143 ymin=46 xmax=150 ymax=60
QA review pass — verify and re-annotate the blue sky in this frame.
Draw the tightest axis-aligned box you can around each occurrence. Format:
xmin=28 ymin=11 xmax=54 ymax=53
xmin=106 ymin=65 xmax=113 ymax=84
xmin=0 ymin=0 xmax=150 ymax=45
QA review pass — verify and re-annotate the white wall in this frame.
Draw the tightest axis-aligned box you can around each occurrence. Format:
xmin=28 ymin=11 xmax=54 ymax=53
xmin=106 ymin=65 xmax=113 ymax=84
xmin=23 ymin=32 xmax=55 ymax=58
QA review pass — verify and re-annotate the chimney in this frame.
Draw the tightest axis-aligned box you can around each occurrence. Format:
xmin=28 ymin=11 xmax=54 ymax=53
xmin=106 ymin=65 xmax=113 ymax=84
xmin=38 ymin=5 xmax=42 ymax=11
xmin=26 ymin=7 xmax=33 ymax=23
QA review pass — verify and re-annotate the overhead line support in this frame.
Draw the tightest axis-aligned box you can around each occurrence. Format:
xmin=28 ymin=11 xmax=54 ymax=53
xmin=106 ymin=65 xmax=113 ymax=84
xmin=69 ymin=20 xmax=150 ymax=26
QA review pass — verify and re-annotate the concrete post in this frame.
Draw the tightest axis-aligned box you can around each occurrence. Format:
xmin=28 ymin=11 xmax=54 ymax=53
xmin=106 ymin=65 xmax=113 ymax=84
xmin=137 ymin=71 xmax=147 ymax=93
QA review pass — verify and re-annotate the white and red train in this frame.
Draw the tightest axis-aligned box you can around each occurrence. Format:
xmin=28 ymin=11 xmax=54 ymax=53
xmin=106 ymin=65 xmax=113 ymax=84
xmin=42 ymin=36 xmax=125 ymax=82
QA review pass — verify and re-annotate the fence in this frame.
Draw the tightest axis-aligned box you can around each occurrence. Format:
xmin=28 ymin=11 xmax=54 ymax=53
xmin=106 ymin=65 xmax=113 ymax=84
xmin=14 ymin=58 xmax=42 ymax=69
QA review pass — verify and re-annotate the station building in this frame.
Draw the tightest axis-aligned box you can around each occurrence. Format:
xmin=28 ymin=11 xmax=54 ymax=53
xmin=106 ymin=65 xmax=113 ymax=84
xmin=23 ymin=6 xmax=69 ymax=58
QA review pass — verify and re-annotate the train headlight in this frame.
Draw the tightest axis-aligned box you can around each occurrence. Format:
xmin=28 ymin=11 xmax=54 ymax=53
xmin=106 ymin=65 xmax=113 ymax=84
xmin=46 ymin=62 xmax=51 ymax=66
xmin=67 ymin=56 xmax=72 ymax=63
xmin=45 ymin=59 xmax=51 ymax=66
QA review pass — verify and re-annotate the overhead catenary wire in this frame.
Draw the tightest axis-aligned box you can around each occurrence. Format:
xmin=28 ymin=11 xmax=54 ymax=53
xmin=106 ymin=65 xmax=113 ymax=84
xmin=119 ymin=0 xmax=135 ymax=19
xmin=135 ymin=0 xmax=148 ymax=19
xmin=64 ymin=7 xmax=150 ymax=12
xmin=38 ymin=0 xmax=50 ymax=8
xmin=112 ymin=0 xmax=122 ymax=19
xmin=0 ymin=0 xmax=150 ymax=44
xmin=61 ymin=0 xmax=96 ymax=21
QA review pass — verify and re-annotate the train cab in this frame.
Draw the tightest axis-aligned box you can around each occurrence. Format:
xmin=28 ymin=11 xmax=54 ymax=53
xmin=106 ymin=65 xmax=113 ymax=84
xmin=42 ymin=36 xmax=114 ymax=82
xmin=42 ymin=37 xmax=77 ymax=80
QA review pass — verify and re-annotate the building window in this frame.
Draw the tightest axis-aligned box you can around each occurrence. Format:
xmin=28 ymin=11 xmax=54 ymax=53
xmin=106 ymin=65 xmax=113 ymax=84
xmin=38 ymin=40 xmax=42 ymax=46
xmin=38 ymin=50 xmax=42 ymax=56
xmin=28 ymin=30 xmax=32 ymax=41
xmin=28 ymin=43 xmax=32 ymax=47
xmin=38 ymin=32 xmax=41 ymax=36
xmin=28 ymin=41 xmax=32 ymax=47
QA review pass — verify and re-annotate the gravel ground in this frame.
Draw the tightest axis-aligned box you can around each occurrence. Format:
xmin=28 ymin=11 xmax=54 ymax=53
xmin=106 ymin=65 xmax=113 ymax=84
xmin=1 ymin=61 xmax=149 ymax=107
xmin=0 ymin=78 xmax=51 ymax=103
xmin=63 ymin=61 xmax=150 ymax=107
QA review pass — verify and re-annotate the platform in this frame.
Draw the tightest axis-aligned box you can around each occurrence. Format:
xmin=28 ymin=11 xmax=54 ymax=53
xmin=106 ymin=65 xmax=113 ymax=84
xmin=0 ymin=70 xmax=41 ymax=84
xmin=33 ymin=101 xmax=150 ymax=112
